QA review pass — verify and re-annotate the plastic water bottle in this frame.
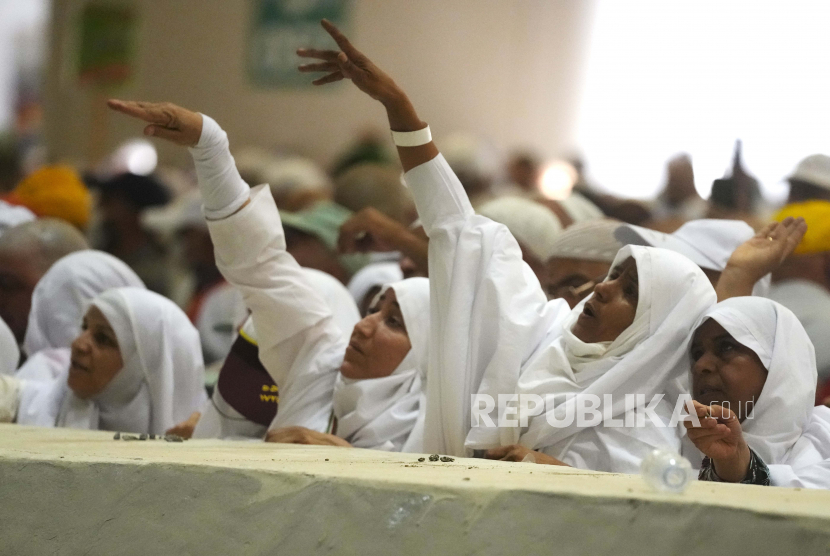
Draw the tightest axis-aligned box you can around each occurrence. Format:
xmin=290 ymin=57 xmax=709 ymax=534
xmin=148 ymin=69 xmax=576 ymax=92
xmin=640 ymin=448 xmax=693 ymax=494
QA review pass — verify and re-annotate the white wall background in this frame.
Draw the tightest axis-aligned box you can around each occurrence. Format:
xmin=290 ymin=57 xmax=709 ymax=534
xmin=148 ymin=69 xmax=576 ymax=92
xmin=44 ymin=0 xmax=595 ymax=170
xmin=576 ymin=0 xmax=830 ymax=202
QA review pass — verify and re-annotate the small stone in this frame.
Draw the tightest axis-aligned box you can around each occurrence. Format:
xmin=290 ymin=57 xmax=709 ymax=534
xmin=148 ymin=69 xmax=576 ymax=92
xmin=428 ymin=454 xmax=440 ymax=462
xmin=440 ymin=456 xmax=454 ymax=463
xmin=417 ymin=457 xmax=425 ymax=462
xmin=164 ymin=434 xmax=184 ymax=443
xmin=463 ymin=477 xmax=470 ymax=481
xmin=113 ymin=432 xmax=121 ymax=440
xmin=149 ymin=434 xmax=156 ymax=440
xmin=122 ymin=434 xmax=139 ymax=441
xmin=139 ymin=433 xmax=148 ymax=440
xmin=325 ymin=459 xmax=329 ymax=461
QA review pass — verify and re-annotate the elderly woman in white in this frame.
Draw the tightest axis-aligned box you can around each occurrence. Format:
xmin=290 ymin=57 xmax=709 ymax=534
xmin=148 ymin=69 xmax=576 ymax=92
xmin=0 ymin=287 xmax=206 ymax=434
xmin=684 ymin=297 xmax=830 ymax=489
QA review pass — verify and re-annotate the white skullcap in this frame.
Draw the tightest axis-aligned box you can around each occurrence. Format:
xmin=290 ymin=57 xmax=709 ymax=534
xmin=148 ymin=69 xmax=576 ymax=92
xmin=478 ymin=196 xmax=563 ymax=262
xmin=788 ymin=154 xmax=830 ymax=191
xmin=548 ymin=219 xmax=624 ymax=263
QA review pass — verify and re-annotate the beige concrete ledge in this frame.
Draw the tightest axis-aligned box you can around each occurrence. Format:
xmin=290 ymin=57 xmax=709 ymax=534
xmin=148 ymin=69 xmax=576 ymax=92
xmin=1 ymin=425 xmax=829 ymax=555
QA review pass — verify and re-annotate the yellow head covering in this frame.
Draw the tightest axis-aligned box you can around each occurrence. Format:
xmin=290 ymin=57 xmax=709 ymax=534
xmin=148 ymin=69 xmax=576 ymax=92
xmin=9 ymin=166 xmax=91 ymax=230
xmin=775 ymin=200 xmax=830 ymax=255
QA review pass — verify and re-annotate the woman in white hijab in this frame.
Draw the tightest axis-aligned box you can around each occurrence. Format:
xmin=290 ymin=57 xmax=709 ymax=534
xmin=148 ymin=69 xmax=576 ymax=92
xmin=480 ymin=245 xmax=715 ymax=472
xmin=329 ymin=278 xmax=429 ymax=451
xmin=108 ymin=98 xmax=430 ymax=451
xmin=0 ymin=317 xmax=18 ymax=376
xmin=9 ymin=287 xmax=206 ymax=434
xmin=15 ymin=250 xmax=145 ymax=384
xmin=24 ymin=250 xmax=145 ymax=356
xmin=685 ymin=297 xmax=830 ymax=489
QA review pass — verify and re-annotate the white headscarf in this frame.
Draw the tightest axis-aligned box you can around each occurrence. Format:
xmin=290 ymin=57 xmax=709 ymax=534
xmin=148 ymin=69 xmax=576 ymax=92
xmin=616 ymin=219 xmax=770 ymax=296
xmin=506 ymin=246 xmax=716 ymax=461
xmin=347 ymin=262 xmax=404 ymax=308
xmin=24 ymin=250 xmax=145 ymax=356
xmin=0 ymin=317 xmax=18 ymax=376
xmin=332 ymin=278 xmax=429 ymax=451
xmin=696 ymin=297 xmax=830 ymax=488
xmin=18 ymin=288 xmax=206 ymax=434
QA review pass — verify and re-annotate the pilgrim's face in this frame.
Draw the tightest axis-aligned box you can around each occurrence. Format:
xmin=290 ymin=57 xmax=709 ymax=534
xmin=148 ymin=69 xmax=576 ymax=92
xmin=544 ymin=257 xmax=612 ymax=308
xmin=0 ymin=247 xmax=44 ymax=343
xmin=68 ymin=305 xmax=124 ymax=399
xmin=690 ymin=319 xmax=767 ymax=421
xmin=571 ymin=257 xmax=638 ymax=343
xmin=341 ymin=289 xmax=411 ymax=380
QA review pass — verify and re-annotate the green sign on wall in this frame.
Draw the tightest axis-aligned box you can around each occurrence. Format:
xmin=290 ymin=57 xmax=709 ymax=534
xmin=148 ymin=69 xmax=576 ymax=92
xmin=249 ymin=0 xmax=351 ymax=88
xmin=78 ymin=4 xmax=136 ymax=86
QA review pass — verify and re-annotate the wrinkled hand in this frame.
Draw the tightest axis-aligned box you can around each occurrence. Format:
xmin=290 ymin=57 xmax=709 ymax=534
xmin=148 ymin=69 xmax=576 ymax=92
xmin=683 ymin=401 xmax=750 ymax=482
xmin=484 ymin=444 xmax=568 ymax=466
xmin=726 ymin=217 xmax=807 ymax=282
xmin=338 ymin=207 xmax=408 ymax=254
xmin=298 ymin=20 xmax=402 ymax=104
xmin=265 ymin=426 xmax=352 ymax=447
xmin=107 ymin=99 xmax=203 ymax=146
xmin=165 ymin=411 xmax=201 ymax=440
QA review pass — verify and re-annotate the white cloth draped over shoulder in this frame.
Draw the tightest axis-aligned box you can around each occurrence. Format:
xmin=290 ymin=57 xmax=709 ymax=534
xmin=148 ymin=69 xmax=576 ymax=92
xmin=17 ymin=287 xmax=206 ymax=434
xmin=23 ymin=250 xmax=145 ymax=356
xmin=403 ymin=154 xmax=716 ymax=471
xmin=0 ymin=317 xmax=18 ymax=376
xmin=693 ymin=297 xmax=830 ymax=489
xmin=333 ymin=278 xmax=430 ymax=452
xmin=194 ymin=115 xmax=346 ymax=432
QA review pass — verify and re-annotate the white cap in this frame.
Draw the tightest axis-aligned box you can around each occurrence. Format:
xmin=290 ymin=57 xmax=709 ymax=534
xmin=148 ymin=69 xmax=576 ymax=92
xmin=615 ymin=219 xmax=754 ymax=271
xmin=788 ymin=154 xmax=830 ymax=191
xmin=548 ymin=220 xmax=625 ymax=263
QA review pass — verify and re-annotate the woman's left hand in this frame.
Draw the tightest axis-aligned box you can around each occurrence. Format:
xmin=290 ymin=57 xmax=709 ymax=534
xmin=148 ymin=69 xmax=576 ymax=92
xmin=484 ymin=444 xmax=569 ymax=466
xmin=265 ymin=426 xmax=352 ymax=447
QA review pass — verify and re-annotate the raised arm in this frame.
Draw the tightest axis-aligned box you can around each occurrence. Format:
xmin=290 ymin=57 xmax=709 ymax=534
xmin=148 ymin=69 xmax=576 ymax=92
xmin=299 ymin=20 xmax=437 ymax=172
xmin=108 ymin=100 xmax=344 ymax=433
xmin=300 ymin=23 xmax=562 ymax=456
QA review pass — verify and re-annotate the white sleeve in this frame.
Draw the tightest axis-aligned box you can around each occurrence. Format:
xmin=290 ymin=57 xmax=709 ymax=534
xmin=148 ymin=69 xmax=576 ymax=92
xmin=193 ymin=123 xmax=344 ymax=432
xmin=768 ymin=461 xmax=830 ymax=489
xmin=404 ymin=155 xmax=563 ymax=456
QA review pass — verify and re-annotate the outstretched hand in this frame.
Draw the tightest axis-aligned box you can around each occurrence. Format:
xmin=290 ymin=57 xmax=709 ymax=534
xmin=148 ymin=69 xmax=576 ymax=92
xmin=107 ymin=99 xmax=203 ymax=146
xmin=298 ymin=20 xmax=402 ymax=104
xmin=726 ymin=217 xmax=807 ymax=281
xmin=716 ymin=216 xmax=807 ymax=301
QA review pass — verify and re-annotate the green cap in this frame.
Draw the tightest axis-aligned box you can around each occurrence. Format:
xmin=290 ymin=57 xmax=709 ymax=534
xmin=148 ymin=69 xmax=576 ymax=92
xmin=279 ymin=200 xmax=370 ymax=277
